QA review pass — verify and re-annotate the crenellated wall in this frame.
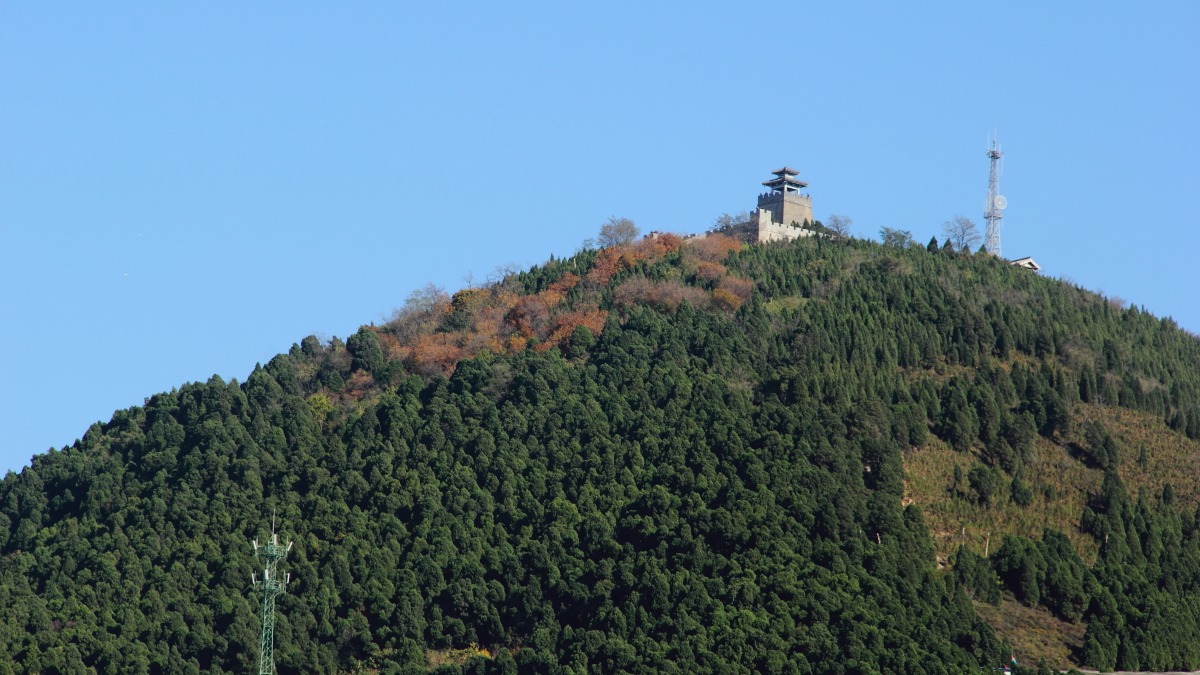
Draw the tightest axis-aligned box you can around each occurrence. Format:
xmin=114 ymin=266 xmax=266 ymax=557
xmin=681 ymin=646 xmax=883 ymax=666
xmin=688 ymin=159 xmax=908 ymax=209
xmin=688 ymin=174 xmax=818 ymax=243
xmin=754 ymin=190 xmax=815 ymax=242
xmin=752 ymin=208 xmax=818 ymax=243
xmin=756 ymin=191 xmax=814 ymax=230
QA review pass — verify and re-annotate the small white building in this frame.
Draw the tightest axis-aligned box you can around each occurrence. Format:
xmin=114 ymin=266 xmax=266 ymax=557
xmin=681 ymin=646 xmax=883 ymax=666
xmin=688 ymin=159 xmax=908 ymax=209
xmin=1009 ymin=257 xmax=1042 ymax=271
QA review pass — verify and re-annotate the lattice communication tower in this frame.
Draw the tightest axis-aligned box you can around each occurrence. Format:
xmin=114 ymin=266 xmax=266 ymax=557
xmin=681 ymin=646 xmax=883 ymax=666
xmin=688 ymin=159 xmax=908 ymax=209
xmin=251 ymin=517 xmax=292 ymax=675
xmin=983 ymin=136 xmax=1006 ymax=257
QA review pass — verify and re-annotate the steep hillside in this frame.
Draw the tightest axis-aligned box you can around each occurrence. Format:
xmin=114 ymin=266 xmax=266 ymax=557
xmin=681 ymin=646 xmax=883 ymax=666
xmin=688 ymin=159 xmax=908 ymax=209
xmin=972 ymin=599 xmax=1086 ymax=670
xmin=910 ymin=403 xmax=1200 ymax=567
xmin=2 ymin=232 xmax=1199 ymax=675
xmin=908 ymin=402 xmax=1200 ymax=669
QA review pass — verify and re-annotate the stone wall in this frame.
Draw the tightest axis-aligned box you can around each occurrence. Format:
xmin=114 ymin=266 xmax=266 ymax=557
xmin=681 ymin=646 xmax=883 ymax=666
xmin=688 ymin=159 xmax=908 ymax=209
xmin=752 ymin=208 xmax=818 ymax=243
xmin=756 ymin=191 xmax=814 ymax=231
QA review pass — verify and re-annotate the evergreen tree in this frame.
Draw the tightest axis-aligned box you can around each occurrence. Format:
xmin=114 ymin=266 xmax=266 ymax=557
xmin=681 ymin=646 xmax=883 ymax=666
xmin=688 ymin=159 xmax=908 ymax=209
xmin=1 ymin=228 xmax=1198 ymax=673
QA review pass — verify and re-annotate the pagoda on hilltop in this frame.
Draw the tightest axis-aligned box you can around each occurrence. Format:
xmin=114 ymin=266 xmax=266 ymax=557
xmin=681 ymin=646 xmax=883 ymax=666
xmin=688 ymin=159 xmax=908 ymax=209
xmin=751 ymin=167 xmax=817 ymax=243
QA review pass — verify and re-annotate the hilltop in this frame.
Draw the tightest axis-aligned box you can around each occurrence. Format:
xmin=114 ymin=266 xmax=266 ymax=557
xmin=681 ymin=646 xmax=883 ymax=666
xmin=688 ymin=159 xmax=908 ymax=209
xmin=2 ymin=229 xmax=1199 ymax=674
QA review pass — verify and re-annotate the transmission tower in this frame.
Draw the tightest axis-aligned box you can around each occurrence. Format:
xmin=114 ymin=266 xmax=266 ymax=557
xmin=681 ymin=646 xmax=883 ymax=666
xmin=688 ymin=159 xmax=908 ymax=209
xmin=251 ymin=515 xmax=292 ymax=675
xmin=983 ymin=135 xmax=1006 ymax=257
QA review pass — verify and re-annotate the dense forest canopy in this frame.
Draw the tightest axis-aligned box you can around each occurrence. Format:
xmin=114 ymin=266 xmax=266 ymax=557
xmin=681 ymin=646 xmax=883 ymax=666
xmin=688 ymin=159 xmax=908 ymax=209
xmin=2 ymin=230 xmax=1199 ymax=674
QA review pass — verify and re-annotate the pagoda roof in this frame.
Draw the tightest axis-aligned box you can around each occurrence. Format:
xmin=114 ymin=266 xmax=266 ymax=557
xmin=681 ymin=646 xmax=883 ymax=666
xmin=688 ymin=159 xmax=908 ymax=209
xmin=763 ymin=175 xmax=809 ymax=189
xmin=771 ymin=167 xmax=801 ymax=177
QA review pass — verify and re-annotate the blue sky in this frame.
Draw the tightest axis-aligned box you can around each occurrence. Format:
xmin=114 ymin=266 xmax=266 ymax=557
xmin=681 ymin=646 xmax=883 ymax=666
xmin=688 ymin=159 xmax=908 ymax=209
xmin=1 ymin=2 xmax=1197 ymax=472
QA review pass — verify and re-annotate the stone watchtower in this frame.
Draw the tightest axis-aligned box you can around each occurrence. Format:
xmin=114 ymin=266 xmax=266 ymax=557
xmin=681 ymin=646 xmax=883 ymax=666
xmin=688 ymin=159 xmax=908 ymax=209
xmin=752 ymin=167 xmax=816 ymax=243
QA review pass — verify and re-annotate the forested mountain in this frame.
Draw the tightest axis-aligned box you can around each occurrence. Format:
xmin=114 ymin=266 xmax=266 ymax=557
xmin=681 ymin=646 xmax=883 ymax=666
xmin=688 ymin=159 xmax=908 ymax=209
xmin=3 ymin=230 xmax=1199 ymax=674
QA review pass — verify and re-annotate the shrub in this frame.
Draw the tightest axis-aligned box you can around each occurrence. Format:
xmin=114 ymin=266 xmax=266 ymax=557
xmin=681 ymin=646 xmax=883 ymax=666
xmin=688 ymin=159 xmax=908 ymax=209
xmin=969 ymin=465 xmax=999 ymax=505
xmin=1010 ymin=477 xmax=1033 ymax=507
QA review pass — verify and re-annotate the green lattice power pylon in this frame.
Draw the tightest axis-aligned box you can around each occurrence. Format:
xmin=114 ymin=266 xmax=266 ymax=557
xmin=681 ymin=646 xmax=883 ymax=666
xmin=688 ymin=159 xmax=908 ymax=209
xmin=252 ymin=528 xmax=291 ymax=675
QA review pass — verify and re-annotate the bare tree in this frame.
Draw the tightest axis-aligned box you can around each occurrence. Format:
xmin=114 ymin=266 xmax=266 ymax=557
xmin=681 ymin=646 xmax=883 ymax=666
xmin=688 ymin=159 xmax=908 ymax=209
xmin=942 ymin=215 xmax=981 ymax=252
xmin=403 ymin=283 xmax=448 ymax=313
xmin=384 ymin=283 xmax=451 ymax=342
xmin=713 ymin=211 xmax=750 ymax=229
xmin=485 ymin=262 xmax=523 ymax=288
xmin=825 ymin=214 xmax=853 ymax=239
xmin=598 ymin=216 xmax=639 ymax=248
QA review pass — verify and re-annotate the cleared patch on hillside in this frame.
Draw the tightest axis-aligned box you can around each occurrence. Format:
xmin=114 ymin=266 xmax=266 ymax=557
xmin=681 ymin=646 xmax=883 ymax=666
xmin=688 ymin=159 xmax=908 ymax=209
xmin=1084 ymin=403 xmax=1200 ymax=512
xmin=973 ymin=598 xmax=1086 ymax=670
xmin=905 ymin=404 xmax=1200 ymax=566
xmin=425 ymin=644 xmax=494 ymax=670
xmin=905 ymin=435 xmax=1101 ymax=564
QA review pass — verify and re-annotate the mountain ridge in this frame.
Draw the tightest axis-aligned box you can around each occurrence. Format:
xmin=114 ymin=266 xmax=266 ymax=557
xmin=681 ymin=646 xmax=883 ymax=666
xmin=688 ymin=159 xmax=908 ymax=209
xmin=3 ymin=231 xmax=1199 ymax=674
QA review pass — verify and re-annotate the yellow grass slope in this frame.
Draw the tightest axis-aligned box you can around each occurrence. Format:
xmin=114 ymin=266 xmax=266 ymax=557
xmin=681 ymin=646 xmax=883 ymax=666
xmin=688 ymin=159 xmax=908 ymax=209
xmin=904 ymin=403 xmax=1200 ymax=668
xmin=906 ymin=403 xmax=1200 ymax=565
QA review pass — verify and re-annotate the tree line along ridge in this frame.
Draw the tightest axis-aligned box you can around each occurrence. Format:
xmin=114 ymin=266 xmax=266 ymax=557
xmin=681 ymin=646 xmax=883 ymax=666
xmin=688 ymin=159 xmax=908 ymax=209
xmin=1 ymin=225 xmax=1199 ymax=674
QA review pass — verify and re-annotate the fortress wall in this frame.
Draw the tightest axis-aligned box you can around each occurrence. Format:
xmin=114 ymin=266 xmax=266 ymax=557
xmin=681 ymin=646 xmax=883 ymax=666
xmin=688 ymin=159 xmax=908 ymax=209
xmin=753 ymin=209 xmax=817 ymax=243
xmin=757 ymin=193 xmax=814 ymax=228
xmin=781 ymin=194 xmax=813 ymax=228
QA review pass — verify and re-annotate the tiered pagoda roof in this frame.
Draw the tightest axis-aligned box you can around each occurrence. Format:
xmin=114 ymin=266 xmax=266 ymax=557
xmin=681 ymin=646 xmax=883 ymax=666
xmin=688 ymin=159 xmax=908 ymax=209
xmin=762 ymin=167 xmax=808 ymax=192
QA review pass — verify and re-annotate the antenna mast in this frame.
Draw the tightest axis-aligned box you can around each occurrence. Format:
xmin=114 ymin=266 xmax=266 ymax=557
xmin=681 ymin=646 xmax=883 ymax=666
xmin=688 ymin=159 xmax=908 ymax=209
xmin=252 ymin=515 xmax=293 ymax=675
xmin=984 ymin=135 xmax=1006 ymax=257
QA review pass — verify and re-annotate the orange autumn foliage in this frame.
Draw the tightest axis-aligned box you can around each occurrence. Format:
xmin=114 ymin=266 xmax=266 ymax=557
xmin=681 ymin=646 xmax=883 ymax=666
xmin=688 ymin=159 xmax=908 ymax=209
xmin=404 ymin=333 xmax=468 ymax=378
xmin=689 ymin=233 xmax=742 ymax=263
xmin=709 ymin=275 xmax=754 ymax=312
xmin=505 ymin=296 xmax=551 ymax=338
xmin=538 ymin=307 xmax=609 ymax=352
xmin=343 ymin=370 xmax=375 ymax=397
xmin=368 ymin=232 xmax=731 ymax=383
xmin=646 ymin=281 xmax=710 ymax=313
xmin=613 ymin=276 xmax=654 ymax=310
xmin=537 ymin=271 xmax=580 ymax=306
xmin=584 ymin=254 xmax=621 ymax=286
xmin=695 ymin=261 xmax=727 ymax=281
xmin=635 ymin=232 xmax=684 ymax=258
xmin=451 ymin=288 xmax=491 ymax=313
xmin=381 ymin=269 xmax=607 ymax=377
xmin=377 ymin=331 xmax=405 ymax=360
xmin=711 ymin=288 xmax=743 ymax=312
xmin=614 ymin=275 xmax=709 ymax=313
xmin=718 ymin=275 xmax=755 ymax=301
xmin=585 ymin=234 xmax=685 ymax=286
xmin=548 ymin=271 xmax=580 ymax=293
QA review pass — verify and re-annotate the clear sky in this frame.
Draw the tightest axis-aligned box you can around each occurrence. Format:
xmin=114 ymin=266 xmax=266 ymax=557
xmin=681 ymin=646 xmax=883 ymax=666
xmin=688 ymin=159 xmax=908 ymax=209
xmin=1 ymin=2 xmax=1197 ymax=473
